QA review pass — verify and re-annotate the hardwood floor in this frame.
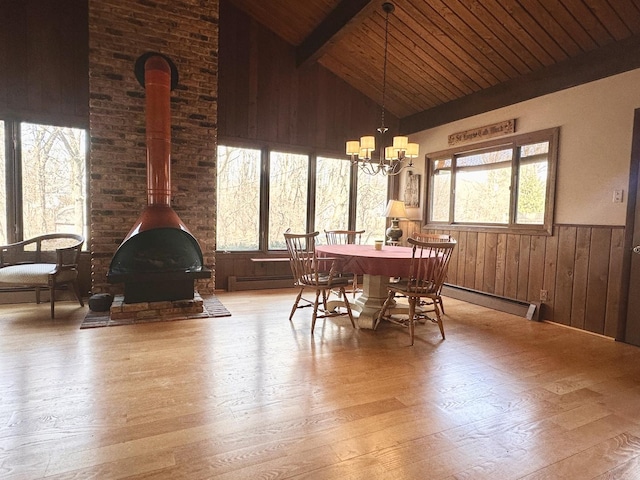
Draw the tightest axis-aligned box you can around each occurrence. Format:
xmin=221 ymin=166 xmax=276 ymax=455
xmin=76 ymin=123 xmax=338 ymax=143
xmin=2 ymin=289 xmax=640 ymax=479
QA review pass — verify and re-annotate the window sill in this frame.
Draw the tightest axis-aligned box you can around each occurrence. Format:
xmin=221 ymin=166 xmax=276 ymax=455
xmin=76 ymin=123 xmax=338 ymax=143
xmin=425 ymin=223 xmax=553 ymax=236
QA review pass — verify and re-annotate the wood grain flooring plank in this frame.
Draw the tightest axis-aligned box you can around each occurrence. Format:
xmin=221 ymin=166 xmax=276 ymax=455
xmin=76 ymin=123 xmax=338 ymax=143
xmin=1 ymin=290 xmax=640 ymax=479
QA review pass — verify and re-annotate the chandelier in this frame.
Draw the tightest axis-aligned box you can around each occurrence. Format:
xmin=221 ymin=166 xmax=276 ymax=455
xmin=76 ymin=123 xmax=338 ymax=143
xmin=345 ymin=2 xmax=419 ymax=176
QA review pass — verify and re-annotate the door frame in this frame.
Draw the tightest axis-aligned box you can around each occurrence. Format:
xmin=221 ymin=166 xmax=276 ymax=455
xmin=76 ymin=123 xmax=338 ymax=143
xmin=617 ymin=108 xmax=640 ymax=342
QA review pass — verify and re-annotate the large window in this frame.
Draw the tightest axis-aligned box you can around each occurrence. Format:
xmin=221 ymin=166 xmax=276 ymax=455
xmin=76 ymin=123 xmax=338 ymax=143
xmin=216 ymin=146 xmax=261 ymax=251
xmin=356 ymin=168 xmax=387 ymax=244
xmin=216 ymin=144 xmax=388 ymax=251
xmin=427 ymin=128 xmax=557 ymax=234
xmin=268 ymin=151 xmax=309 ymax=250
xmin=315 ymin=156 xmax=351 ymax=244
xmin=1 ymin=121 xmax=88 ymax=244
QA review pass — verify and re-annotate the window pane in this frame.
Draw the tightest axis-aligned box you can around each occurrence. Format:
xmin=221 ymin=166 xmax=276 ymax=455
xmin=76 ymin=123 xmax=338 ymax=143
xmin=0 ymin=121 xmax=6 ymax=244
xmin=216 ymin=145 xmax=261 ymax=251
xmin=269 ymin=151 xmax=308 ymax=249
xmin=516 ymin=142 xmax=549 ymax=225
xmin=21 ymin=123 xmax=87 ymax=239
xmin=430 ymin=158 xmax=451 ymax=222
xmin=315 ymin=156 xmax=350 ymax=244
xmin=454 ymin=149 xmax=512 ymax=224
xmin=356 ymin=169 xmax=387 ymax=244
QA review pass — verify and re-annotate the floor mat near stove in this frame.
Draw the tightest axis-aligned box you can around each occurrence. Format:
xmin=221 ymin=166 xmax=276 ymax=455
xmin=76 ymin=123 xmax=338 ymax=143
xmin=79 ymin=295 xmax=231 ymax=329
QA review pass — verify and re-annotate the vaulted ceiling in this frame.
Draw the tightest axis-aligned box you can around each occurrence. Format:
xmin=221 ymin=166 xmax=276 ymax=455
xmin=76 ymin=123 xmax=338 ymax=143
xmin=227 ymin=0 xmax=640 ymax=133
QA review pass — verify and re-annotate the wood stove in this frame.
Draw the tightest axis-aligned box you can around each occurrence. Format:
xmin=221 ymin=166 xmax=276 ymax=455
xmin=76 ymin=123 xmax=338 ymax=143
xmin=107 ymin=52 xmax=210 ymax=303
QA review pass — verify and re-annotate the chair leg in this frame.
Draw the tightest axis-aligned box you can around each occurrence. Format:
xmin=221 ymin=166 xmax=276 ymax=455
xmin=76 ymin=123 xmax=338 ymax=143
xmin=35 ymin=286 xmax=41 ymax=304
xmin=434 ymin=302 xmax=445 ymax=340
xmin=311 ymin=289 xmax=322 ymax=333
xmin=289 ymin=288 xmax=304 ymax=321
xmin=437 ymin=296 xmax=445 ymax=314
xmin=50 ymin=286 xmax=55 ymax=319
xmin=339 ymin=287 xmax=355 ymax=328
xmin=408 ymin=297 xmax=417 ymax=346
xmin=375 ymin=290 xmax=395 ymax=329
xmin=321 ymin=290 xmax=328 ymax=312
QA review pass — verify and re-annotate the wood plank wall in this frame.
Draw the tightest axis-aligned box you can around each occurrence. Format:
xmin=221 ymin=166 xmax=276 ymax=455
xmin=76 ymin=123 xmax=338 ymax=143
xmin=218 ymin=0 xmax=399 ymax=151
xmin=216 ymin=1 xmax=402 ymax=288
xmin=0 ymin=0 xmax=88 ymax=128
xmin=215 ymin=3 xmax=627 ymax=339
xmin=405 ymin=222 xmax=625 ymax=337
xmin=0 ymin=0 xmax=89 ymax=288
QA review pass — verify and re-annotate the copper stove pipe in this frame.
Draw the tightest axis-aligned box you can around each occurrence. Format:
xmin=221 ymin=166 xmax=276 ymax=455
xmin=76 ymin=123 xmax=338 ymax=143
xmin=119 ymin=53 xmax=189 ymax=240
xmin=144 ymin=55 xmax=172 ymax=207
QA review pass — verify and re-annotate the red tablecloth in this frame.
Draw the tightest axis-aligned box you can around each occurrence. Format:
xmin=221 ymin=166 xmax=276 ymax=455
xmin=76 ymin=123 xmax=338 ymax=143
xmin=315 ymin=244 xmax=415 ymax=277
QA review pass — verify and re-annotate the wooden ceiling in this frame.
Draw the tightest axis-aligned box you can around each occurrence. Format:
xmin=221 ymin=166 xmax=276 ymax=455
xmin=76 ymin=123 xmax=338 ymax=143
xmin=227 ymin=0 xmax=640 ymax=133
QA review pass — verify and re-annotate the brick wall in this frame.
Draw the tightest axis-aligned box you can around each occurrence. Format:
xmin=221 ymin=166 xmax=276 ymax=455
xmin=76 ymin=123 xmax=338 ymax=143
xmin=88 ymin=0 xmax=218 ymax=295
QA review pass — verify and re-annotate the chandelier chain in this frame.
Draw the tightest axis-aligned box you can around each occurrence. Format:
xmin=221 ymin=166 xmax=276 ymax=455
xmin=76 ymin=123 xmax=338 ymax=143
xmin=345 ymin=2 xmax=417 ymax=176
xmin=379 ymin=4 xmax=391 ymax=134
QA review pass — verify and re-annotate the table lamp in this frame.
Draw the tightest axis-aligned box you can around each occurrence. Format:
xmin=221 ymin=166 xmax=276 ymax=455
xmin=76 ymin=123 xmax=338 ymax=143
xmin=384 ymin=200 xmax=407 ymax=244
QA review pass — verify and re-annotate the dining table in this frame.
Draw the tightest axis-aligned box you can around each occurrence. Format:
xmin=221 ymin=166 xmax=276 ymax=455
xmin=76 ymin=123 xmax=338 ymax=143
xmin=315 ymin=243 xmax=417 ymax=329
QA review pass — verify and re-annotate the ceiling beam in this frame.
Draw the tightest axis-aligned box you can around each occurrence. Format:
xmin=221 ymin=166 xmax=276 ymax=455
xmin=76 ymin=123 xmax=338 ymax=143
xmin=401 ymin=34 xmax=640 ymax=134
xmin=296 ymin=0 xmax=372 ymax=68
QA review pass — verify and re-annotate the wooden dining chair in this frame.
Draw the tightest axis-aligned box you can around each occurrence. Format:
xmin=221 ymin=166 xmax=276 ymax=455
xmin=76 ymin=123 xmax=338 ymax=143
xmin=413 ymin=233 xmax=452 ymax=243
xmin=284 ymin=230 xmax=355 ymax=333
xmin=324 ymin=229 xmax=365 ymax=245
xmin=324 ymin=229 xmax=365 ymax=298
xmin=376 ymin=238 xmax=456 ymax=345
xmin=410 ymin=233 xmax=454 ymax=313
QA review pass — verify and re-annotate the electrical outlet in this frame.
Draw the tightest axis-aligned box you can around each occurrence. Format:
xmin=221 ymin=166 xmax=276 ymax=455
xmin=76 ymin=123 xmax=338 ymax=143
xmin=540 ymin=289 xmax=548 ymax=302
xmin=613 ymin=190 xmax=624 ymax=203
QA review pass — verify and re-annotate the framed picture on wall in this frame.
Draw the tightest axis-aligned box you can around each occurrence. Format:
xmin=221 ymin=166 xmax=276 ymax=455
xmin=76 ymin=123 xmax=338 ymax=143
xmin=404 ymin=171 xmax=420 ymax=208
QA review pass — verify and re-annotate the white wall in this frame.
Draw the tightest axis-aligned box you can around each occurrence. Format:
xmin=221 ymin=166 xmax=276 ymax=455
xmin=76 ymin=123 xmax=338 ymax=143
xmin=405 ymin=68 xmax=640 ymax=226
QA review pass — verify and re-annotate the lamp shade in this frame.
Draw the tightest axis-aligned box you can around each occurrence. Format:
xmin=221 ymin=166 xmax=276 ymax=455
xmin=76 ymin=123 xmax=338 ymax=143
xmin=384 ymin=199 xmax=407 ymax=218
xmin=360 ymin=135 xmax=375 ymax=150
xmin=346 ymin=140 xmax=360 ymax=155
xmin=385 ymin=146 xmax=396 ymax=160
xmin=392 ymin=136 xmax=408 ymax=151
xmin=406 ymin=142 xmax=419 ymax=158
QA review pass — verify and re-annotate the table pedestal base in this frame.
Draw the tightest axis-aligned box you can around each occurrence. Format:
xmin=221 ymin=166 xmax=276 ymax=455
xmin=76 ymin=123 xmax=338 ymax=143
xmin=353 ymin=274 xmax=393 ymax=329
xmin=325 ymin=274 xmax=416 ymax=329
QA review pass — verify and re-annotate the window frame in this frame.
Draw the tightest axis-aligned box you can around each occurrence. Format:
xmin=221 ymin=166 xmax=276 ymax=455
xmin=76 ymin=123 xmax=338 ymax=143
xmin=216 ymin=138 xmax=391 ymax=253
xmin=1 ymin=118 xmax=89 ymax=245
xmin=425 ymin=127 xmax=559 ymax=235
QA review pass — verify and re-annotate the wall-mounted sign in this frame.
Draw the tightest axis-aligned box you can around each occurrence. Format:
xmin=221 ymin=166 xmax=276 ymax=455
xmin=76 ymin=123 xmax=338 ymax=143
xmin=404 ymin=171 xmax=420 ymax=208
xmin=448 ymin=119 xmax=516 ymax=146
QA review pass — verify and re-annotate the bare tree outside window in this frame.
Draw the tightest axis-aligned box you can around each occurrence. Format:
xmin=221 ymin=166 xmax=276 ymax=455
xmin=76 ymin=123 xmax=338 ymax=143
xmin=516 ymin=142 xmax=549 ymax=224
xmin=315 ymin=156 xmax=350 ymax=244
xmin=216 ymin=145 xmax=389 ymax=251
xmin=430 ymin=158 xmax=451 ymax=222
xmin=454 ymin=148 xmax=513 ymax=224
xmin=269 ymin=151 xmax=309 ymax=249
xmin=216 ymin=146 xmax=261 ymax=251
xmin=356 ymin=169 xmax=387 ymax=244
xmin=21 ymin=123 xmax=87 ymax=240
xmin=426 ymin=129 xmax=556 ymax=233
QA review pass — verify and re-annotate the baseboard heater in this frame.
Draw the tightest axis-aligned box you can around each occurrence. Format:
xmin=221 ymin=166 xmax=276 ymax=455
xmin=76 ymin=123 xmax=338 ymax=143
xmin=228 ymin=275 xmax=294 ymax=292
xmin=441 ymin=284 xmax=540 ymax=321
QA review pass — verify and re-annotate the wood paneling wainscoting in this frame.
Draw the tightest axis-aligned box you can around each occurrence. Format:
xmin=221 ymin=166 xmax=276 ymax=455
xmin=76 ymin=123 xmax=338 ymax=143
xmin=216 ymin=251 xmax=293 ymax=291
xmin=407 ymin=223 xmax=625 ymax=338
xmin=216 ymin=224 xmax=625 ymax=338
